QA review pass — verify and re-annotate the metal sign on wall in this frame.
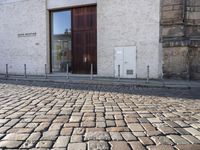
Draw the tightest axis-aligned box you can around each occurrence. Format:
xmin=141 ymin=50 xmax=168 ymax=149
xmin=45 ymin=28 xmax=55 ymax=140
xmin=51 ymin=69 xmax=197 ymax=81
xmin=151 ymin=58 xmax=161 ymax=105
xmin=18 ymin=33 xmax=36 ymax=37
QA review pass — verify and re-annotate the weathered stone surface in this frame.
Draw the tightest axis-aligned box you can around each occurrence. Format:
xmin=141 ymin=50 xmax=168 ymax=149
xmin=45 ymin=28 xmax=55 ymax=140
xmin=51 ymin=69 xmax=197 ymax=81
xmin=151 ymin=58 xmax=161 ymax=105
xmin=88 ymin=141 xmax=109 ymax=150
xmin=167 ymin=135 xmax=190 ymax=145
xmin=121 ymin=132 xmax=137 ymax=141
xmin=175 ymin=144 xmax=200 ymax=150
xmin=184 ymin=128 xmax=200 ymax=136
xmin=129 ymin=141 xmax=146 ymax=150
xmin=0 ymin=141 xmax=23 ymax=149
xmin=36 ymin=141 xmax=53 ymax=148
xmin=67 ymin=143 xmax=86 ymax=150
xmin=70 ymin=135 xmax=82 ymax=143
xmin=53 ymin=136 xmax=70 ymax=148
xmin=110 ymin=132 xmax=123 ymax=141
xmin=84 ymin=131 xmax=111 ymax=141
xmin=60 ymin=128 xmax=73 ymax=136
xmin=138 ymin=137 xmax=154 ymax=146
xmin=151 ymin=136 xmax=174 ymax=145
xmin=110 ymin=141 xmax=131 ymax=150
xmin=147 ymin=145 xmax=174 ymax=150
xmin=3 ymin=133 xmax=29 ymax=141
xmin=0 ymin=80 xmax=199 ymax=149
xmin=158 ymin=126 xmax=177 ymax=135
xmin=128 ymin=123 xmax=144 ymax=132
xmin=40 ymin=131 xmax=59 ymax=141
xmin=182 ymin=135 xmax=200 ymax=144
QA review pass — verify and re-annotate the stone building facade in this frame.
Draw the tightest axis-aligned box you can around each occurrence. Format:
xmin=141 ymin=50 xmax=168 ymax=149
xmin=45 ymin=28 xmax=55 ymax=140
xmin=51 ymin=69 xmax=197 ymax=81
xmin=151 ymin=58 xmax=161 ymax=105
xmin=161 ymin=0 xmax=200 ymax=80
xmin=0 ymin=0 xmax=161 ymax=79
xmin=0 ymin=0 xmax=199 ymax=80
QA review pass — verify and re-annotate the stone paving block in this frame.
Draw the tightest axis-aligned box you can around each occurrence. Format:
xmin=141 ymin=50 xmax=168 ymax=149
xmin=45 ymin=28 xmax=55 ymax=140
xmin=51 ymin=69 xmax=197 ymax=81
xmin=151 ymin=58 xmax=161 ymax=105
xmin=147 ymin=145 xmax=174 ymax=150
xmin=151 ymin=136 xmax=174 ymax=145
xmin=49 ymin=123 xmax=63 ymax=131
xmin=128 ymin=123 xmax=144 ymax=132
xmin=121 ymin=132 xmax=137 ymax=141
xmin=67 ymin=143 xmax=86 ymax=150
xmin=138 ymin=137 xmax=154 ymax=146
xmin=36 ymin=141 xmax=53 ymax=148
xmin=110 ymin=132 xmax=123 ymax=141
xmin=146 ymin=131 xmax=162 ymax=137
xmin=61 ymin=128 xmax=73 ymax=136
xmin=110 ymin=141 xmax=131 ymax=150
xmin=84 ymin=131 xmax=111 ymax=141
xmin=0 ymin=127 xmax=10 ymax=134
xmin=141 ymin=123 xmax=156 ymax=132
xmin=175 ymin=144 xmax=200 ymax=150
xmin=133 ymin=132 xmax=146 ymax=137
xmin=158 ymin=126 xmax=177 ymax=135
xmin=64 ymin=122 xmax=80 ymax=128
xmin=0 ymin=141 xmax=23 ymax=149
xmin=53 ymin=136 xmax=70 ymax=148
xmin=73 ymin=128 xmax=85 ymax=135
xmin=34 ymin=123 xmax=50 ymax=132
xmin=106 ymin=127 xmax=129 ymax=132
xmin=81 ymin=121 xmax=95 ymax=127
xmin=184 ymin=127 xmax=200 ymax=136
xmin=147 ymin=118 xmax=162 ymax=123
xmin=174 ymin=128 xmax=190 ymax=135
xmin=40 ymin=130 xmax=59 ymax=141
xmin=96 ymin=121 xmax=106 ymax=128
xmin=69 ymin=116 xmax=82 ymax=123
xmin=181 ymin=135 xmax=200 ymax=144
xmin=3 ymin=133 xmax=29 ymax=141
xmin=26 ymin=132 xmax=41 ymax=142
xmin=129 ymin=141 xmax=146 ymax=150
xmin=70 ymin=135 xmax=82 ymax=143
xmin=167 ymin=135 xmax=190 ymax=145
xmin=88 ymin=141 xmax=109 ymax=150
xmin=0 ymin=119 xmax=9 ymax=124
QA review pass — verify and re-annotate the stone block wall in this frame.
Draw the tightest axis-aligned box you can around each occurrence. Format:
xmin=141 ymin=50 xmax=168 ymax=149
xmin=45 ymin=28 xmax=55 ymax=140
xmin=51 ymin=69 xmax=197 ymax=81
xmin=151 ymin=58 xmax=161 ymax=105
xmin=161 ymin=0 xmax=200 ymax=79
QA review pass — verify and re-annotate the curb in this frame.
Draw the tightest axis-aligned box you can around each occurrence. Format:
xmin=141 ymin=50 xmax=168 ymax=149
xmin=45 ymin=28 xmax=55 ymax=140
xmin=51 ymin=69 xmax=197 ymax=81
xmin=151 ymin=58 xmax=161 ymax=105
xmin=0 ymin=77 xmax=195 ymax=89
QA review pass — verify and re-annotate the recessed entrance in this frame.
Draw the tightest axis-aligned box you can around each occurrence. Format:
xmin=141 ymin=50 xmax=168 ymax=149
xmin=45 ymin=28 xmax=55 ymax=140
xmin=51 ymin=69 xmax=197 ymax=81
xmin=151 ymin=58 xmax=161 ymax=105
xmin=50 ymin=6 xmax=97 ymax=74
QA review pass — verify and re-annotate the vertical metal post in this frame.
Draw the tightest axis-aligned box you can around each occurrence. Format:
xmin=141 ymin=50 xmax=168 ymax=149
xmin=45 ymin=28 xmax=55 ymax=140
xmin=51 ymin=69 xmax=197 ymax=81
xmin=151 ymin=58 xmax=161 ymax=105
xmin=147 ymin=65 xmax=150 ymax=83
xmin=24 ymin=64 xmax=27 ymax=78
xmin=5 ymin=64 xmax=8 ymax=79
xmin=118 ymin=65 xmax=120 ymax=81
xmin=45 ymin=64 xmax=47 ymax=79
xmin=66 ymin=64 xmax=69 ymax=79
xmin=90 ymin=64 xmax=93 ymax=80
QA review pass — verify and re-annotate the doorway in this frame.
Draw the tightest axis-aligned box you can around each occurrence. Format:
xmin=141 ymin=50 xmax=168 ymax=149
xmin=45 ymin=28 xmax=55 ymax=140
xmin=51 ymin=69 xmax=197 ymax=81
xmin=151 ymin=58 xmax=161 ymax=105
xmin=115 ymin=46 xmax=137 ymax=78
xmin=50 ymin=6 xmax=97 ymax=74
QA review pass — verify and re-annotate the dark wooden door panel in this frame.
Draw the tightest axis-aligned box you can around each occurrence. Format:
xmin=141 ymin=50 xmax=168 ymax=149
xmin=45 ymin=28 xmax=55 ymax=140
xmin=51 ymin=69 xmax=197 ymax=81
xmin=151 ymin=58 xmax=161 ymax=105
xmin=72 ymin=6 xmax=97 ymax=74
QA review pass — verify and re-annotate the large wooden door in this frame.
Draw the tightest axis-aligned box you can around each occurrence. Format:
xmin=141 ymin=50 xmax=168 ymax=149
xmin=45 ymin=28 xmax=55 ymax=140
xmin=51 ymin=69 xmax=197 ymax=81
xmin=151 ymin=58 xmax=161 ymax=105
xmin=72 ymin=6 xmax=97 ymax=74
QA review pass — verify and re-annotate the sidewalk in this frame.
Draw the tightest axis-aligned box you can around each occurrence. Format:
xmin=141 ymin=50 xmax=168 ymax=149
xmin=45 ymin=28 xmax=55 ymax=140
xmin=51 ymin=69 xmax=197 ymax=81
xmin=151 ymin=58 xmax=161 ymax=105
xmin=0 ymin=74 xmax=200 ymax=89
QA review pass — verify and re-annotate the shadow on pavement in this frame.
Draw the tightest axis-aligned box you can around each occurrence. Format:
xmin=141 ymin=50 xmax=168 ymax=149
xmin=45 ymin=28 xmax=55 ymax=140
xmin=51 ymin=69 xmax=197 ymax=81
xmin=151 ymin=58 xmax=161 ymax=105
xmin=0 ymin=79 xmax=200 ymax=100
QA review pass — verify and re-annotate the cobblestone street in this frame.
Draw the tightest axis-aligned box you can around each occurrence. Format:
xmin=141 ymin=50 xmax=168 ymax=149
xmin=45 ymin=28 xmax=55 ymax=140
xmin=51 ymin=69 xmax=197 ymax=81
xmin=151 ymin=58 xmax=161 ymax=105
xmin=0 ymin=80 xmax=200 ymax=150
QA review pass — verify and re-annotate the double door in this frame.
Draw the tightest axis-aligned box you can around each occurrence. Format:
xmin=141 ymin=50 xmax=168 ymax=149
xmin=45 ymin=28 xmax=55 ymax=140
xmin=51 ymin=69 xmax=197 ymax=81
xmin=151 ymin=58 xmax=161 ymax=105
xmin=51 ymin=6 xmax=97 ymax=74
xmin=115 ymin=46 xmax=137 ymax=78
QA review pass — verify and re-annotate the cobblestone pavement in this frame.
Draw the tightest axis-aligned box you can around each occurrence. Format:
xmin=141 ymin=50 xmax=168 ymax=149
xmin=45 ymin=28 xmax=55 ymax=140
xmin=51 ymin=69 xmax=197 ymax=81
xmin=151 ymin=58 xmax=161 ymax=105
xmin=0 ymin=80 xmax=200 ymax=150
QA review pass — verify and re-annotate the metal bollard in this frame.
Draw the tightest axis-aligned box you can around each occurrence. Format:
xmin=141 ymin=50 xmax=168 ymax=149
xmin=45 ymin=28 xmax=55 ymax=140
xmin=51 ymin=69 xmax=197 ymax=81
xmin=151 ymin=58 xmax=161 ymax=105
xmin=66 ymin=64 xmax=69 ymax=79
xmin=45 ymin=64 xmax=48 ymax=79
xmin=118 ymin=65 xmax=120 ymax=81
xmin=5 ymin=64 xmax=8 ymax=79
xmin=24 ymin=64 xmax=27 ymax=78
xmin=147 ymin=65 xmax=150 ymax=83
xmin=90 ymin=64 xmax=93 ymax=80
